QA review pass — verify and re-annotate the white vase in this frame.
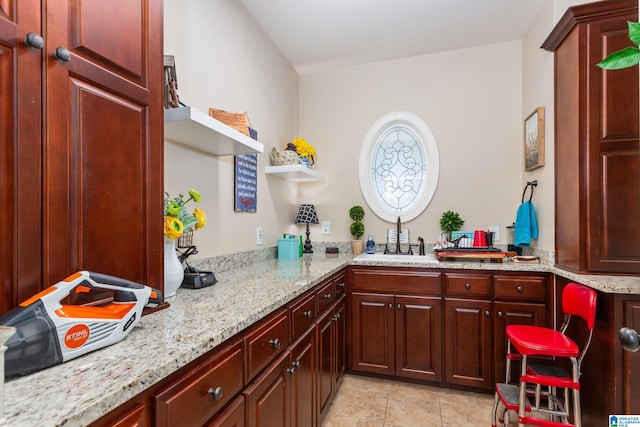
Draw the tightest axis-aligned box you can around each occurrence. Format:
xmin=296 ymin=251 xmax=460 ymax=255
xmin=164 ymin=236 xmax=184 ymax=298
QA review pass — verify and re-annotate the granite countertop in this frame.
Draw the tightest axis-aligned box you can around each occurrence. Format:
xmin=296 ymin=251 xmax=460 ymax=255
xmin=2 ymin=252 xmax=638 ymax=426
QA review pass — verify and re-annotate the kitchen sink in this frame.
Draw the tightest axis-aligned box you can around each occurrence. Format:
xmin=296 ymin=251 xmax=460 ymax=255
xmin=353 ymin=253 xmax=439 ymax=263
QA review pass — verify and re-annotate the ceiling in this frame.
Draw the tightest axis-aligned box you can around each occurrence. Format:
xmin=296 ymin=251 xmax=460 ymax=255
xmin=240 ymin=0 xmax=546 ymax=74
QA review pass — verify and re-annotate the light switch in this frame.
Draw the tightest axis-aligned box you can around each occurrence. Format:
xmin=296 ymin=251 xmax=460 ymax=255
xmin=256 ymin=227 xmax=263 ymax=245
xmin=321 ymin=221 xmax=330 ymax=235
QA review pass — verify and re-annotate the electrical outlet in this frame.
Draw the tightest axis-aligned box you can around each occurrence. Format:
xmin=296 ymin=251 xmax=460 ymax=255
xmin=489 ymin=226 xmax=500 ymax=241
xmin=256 ymin=227 xmax=263 ymax=245
xmin=321 ymin=221 xmax=331 ymax=235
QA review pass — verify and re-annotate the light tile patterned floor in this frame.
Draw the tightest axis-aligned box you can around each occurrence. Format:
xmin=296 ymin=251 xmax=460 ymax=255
xmin=321 ymin=373 xmax=497 ymax=427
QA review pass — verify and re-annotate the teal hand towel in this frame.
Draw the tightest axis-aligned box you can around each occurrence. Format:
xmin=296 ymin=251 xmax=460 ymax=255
xmin=514 ymin=201 xmax=538 ymax=247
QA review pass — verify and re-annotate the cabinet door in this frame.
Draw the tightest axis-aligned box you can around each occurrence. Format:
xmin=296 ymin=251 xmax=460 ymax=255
xmin=444 ymin=298 xmax=492 ymax=389
xmin=244 ymin=351 xmax=290 ymax=427
xmin=0 ymin=0 xmax=44 ymax=313
xmin=493 ymin=301 xmax=546 ymax=384
xmin=624 ymin=299 xmax=640 ymax=414
xmin=317 ymin=308 xmax=334 ymax=417
xmin=350 ymin=292 xmax=395 ymax=375
xmin=334 ymin=299 xmax=346 ymax=384
xmin=396 ymin=295 xmax=443 ymax=381
xmin=43 ymin=0 xmax=163 ymax=287
xmin=206 ymin=395 xmax=245 ymax=427
xmin=290 ymin=327 xmax=316 ymax=427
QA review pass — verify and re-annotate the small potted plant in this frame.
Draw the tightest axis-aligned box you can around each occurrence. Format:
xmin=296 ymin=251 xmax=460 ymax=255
xmin=349 ymin=205 xmax=365 ymax=255
xmin=439 ymin=210 xmax=464 ymax=242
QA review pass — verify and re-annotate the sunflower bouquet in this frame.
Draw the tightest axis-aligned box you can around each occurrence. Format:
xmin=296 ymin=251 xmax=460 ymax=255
xmin=164 ymin=189 xmax=206 ymax=239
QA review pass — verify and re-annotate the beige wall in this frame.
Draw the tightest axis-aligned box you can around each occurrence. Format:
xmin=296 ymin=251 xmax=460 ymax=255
xmin=164 ymin=0 xmax=300 ymax=257
xmin=164 ymin=0 xmax=602 ymax=258
xmin=299 ymin=42 xmax=525 ymax=247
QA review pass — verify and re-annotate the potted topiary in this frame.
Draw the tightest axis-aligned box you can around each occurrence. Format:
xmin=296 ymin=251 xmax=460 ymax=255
xmin=439 ymin=210 xmax=464 ymax=242
xmin=349 ymin=205 xmax=365 ymax=255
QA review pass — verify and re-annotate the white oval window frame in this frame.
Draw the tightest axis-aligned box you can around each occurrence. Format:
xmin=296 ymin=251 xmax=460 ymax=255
xmin=358 ymin=112 xmax=440 ymax=222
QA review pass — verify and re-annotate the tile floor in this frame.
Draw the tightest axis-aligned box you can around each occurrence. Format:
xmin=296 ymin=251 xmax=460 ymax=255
xmin=321 ymin=373 xmax=497 ymax=427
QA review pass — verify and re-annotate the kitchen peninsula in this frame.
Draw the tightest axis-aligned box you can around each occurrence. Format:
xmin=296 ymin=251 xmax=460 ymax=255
xmin=3 ymin=252 xmax=638 ymax=426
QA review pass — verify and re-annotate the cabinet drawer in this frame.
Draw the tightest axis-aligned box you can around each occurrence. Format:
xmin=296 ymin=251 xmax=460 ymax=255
xmin=245 ymin=309 xmax=289 ymax=382
xmin=334 ymin=272 xmax=346 ymax=297
xmin=444 ymin=273 xmax=491 ymax=298
xmin=493 ymin=275 xmax=546 ymax=301
xmin=290 ymin=292 xmax=316 ymax=338
xmin=154 ymin=339 xmax=244 ymax=427
xmin=350 ymin=267 xmax=442 ymax=294
xmin=317 ymin=279 xmax=337 ymax=313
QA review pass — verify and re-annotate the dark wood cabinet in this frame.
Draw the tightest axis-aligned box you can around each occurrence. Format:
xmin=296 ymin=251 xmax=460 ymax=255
xmin=317 ymin=296 xmax=346 ymax=420
xmin=349 ymin=267 xmax=443 ymax=382
xmin=244 ymin=351 xmax=291 ymax=427
xmin=443 ymin=272 xmax=492 ymax=389
xmin=0 ymin=0 xmax=164 ymax=314
xmin=543 ymin=0 xmax=639 ymax=274
xmin=492 ymin=274 xmax=549 ymax=384
xmin=205 ymin=395 xmax=245 ymax=427
xmin=290 ymin=326 xmax=316 ymax=427
xmin=444 ymin=297 xmax=492 ymax=388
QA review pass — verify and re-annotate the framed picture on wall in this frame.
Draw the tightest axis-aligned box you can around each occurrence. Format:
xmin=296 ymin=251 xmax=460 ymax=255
xmin=524 ymin=107 xmax=545 ymax=171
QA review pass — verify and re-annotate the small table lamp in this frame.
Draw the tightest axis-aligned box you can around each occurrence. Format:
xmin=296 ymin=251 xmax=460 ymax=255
xmin=295 ymin=204 xmax=319 ymax=253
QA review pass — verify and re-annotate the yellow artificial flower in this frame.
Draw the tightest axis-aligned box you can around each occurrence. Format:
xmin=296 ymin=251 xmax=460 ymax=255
xmin=292 ymin=137 xmax=316 ymax=159
xmin=164 ymin=216 xmax=184 ymax=239
xmin=193 ymin=208 xmax=207 ymax=230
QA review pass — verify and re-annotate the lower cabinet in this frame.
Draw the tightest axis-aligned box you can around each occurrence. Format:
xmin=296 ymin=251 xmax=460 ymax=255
xmin=444 ymin=297 xmax=492 ymax=388
xmin=350 ymin=267 xmax=444 ymax=382
xmin=317 ymin=296 xmax=346 ymax=420
xmin=348 ymin=267 xmax=551 ymax=392
xmin=244 ymin=350 xmax=291 ymax=427
xmin=206 ymin=395 xmax=245 ymax=427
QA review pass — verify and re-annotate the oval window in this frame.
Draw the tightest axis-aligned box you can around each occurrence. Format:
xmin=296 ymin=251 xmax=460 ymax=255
xmin=359 ymin=112 xmax=439 ymax=222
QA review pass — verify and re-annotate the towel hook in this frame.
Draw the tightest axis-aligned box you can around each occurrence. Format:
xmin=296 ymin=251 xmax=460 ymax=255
xmin=521 ymin=180 xmax=538 ymax=203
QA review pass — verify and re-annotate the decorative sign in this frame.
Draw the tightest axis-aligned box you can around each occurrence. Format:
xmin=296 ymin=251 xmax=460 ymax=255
xmin=234 ymin=154 xmax=257 ymax=212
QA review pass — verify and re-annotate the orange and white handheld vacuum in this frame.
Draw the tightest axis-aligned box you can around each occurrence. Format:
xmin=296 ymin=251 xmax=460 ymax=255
xmin=0 ymin=271 xmax=162 ymax=377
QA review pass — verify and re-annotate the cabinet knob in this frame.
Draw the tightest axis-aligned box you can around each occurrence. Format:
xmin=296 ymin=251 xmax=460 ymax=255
xmin=24 ymin=32 xmax=44 ymax=49
xmin=208 ymin=386 xmax=223 ymax=400
xmin=303 ymin=310 xmax=312 ymax=318
xmin=388 ymin=303 xmax=392 ymax=309
xmin=324 ymin=293 xmax=332 ymax=299
xmin=485 ymin=310 xmax=490 ymax=317
xmin=498 ymin=311 xmax=503 ymax=318
xmin=333 ymin=313 xmax=340 ymax=321
xmin=465 ymin=283 xmax=471 ymax=290
xmin=287 ymin=367 xmax=296 ymax=375
xmin=269 ymin=338 xmax=280 ymax=348
xmin=337 ymin=282 xmax=345 ymax=288
xmin=397 ymin=304 xmax=401 ymax=310
xmin=293 ymin=361 xmax=301 ymax=368
xmin=516 ymin=286 xmax=523 ymax=293
xmin=53 ymin=46 xmax=71 ymax=62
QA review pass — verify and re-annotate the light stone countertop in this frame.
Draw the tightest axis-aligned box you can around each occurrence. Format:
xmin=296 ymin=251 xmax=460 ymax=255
xmin=2 ymin=252 xmax=638 ymax=426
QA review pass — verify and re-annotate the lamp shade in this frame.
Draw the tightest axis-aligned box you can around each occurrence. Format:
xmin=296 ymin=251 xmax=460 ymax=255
xmin=295 ymin=204 xmax=319 ymax=224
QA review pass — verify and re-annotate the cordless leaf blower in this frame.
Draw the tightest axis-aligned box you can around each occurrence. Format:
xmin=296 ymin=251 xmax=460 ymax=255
xmin=0 ymin=271 xmax=162 ymax=377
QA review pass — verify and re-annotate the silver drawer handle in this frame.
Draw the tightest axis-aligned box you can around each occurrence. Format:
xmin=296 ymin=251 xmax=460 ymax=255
xmin=323 ymin=293 xmax=332 ymax=299
xmin=516 ymin=286 xmax=523 ymax=293
xmin=208 ymin=386 xmax=223 ymax=400
xmin=337 ymin=282 xmax=345 ymax=288
xmin=465 ymin=283 xmax=471 ymax=289
xmin=269 ymin=338 xmax=280 ymax=348
xmin=303 ymin=310 xmax=312 ymax=318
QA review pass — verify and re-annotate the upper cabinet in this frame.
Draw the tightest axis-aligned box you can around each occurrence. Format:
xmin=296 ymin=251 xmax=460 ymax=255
xmin=0 ymin=0 xmax=165 ymax=314
xmin=164 ymin=106 xmax=264 ymax=156
xmin=543 ymin=0 xmax=640 ymax=274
